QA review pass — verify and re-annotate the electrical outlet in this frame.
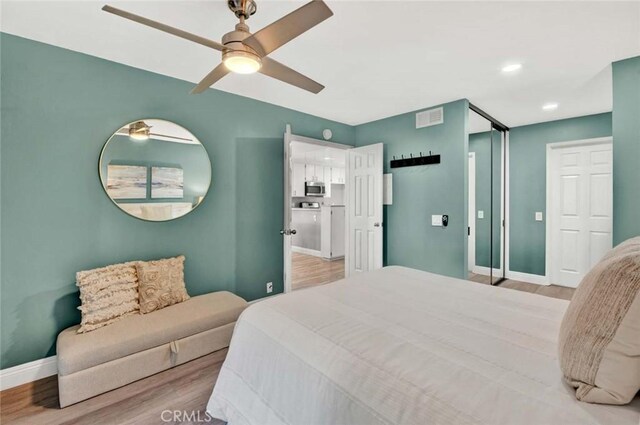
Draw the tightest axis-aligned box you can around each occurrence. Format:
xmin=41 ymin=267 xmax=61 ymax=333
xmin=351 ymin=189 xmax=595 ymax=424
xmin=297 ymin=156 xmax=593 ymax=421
xmin=478 ymin=210 xmax=484 ymax=219
xmin=431 ymin=215 xmax=443 ymax=226
xmin=535 ymin=212 xmax=543 ymax=221
xmin=266 ymin=282 xmax=273 ymax=293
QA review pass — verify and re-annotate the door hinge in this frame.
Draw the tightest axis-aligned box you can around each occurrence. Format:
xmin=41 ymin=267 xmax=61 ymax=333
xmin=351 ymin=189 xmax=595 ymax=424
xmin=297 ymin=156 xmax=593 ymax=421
xmin=468 ymin=226 xmax=471 ymax=236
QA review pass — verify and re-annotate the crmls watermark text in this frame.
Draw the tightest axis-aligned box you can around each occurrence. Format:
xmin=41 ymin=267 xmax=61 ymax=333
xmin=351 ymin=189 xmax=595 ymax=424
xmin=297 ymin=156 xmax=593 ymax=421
xmin=161 ymin=410 xmax=215 ymax=423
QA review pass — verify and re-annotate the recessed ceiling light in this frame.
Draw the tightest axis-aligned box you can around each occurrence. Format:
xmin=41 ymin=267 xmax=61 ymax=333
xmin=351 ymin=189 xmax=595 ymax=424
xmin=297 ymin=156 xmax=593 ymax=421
xmin=542 ymin=103 xmax=559 ymax=111
xmin=501 ymin=63 xmax=522 ymax=73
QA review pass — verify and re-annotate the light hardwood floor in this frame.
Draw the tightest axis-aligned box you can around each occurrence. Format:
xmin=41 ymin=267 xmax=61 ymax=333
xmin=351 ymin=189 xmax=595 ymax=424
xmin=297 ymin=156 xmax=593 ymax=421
xmin=2 ymin=271 xmax=573 ymax=424
xmin=0 ymin=349 xmax=228 ymax=425
xmin=292 ymin=252 xmax=345 ymax=291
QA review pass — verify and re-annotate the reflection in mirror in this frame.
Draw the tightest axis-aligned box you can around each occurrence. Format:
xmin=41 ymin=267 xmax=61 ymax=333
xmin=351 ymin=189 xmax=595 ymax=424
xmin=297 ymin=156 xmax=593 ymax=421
xmin=99 ymin=119 xmax=211 ymax=221
xmin=468 ymin=109 xmax=505 ymax=285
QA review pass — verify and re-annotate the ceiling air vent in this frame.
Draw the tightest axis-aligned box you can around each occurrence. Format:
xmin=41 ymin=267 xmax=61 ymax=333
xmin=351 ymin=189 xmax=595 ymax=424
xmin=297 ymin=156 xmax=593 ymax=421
xmin=416 ymin=107 xmax=444 ymax=129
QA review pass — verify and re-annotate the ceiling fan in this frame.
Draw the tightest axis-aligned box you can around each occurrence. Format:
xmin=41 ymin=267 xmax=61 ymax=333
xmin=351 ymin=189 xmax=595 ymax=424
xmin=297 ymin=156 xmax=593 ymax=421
xmin=102 ymin=0 xmax=333 ymax=94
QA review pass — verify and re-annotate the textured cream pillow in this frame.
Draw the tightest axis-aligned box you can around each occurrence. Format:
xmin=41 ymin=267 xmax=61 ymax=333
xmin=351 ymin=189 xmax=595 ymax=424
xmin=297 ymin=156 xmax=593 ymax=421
xmin=558 ymin=248 xmax=640 ymax=405
xmin=136 ymin=255 xmax=190 ymax=314
xmin=76 ymin=261 xmax=140 ymax=333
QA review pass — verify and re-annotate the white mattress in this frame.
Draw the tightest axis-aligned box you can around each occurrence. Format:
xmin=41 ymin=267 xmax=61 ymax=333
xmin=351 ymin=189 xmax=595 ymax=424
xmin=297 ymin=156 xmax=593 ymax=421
xmin=207 ymin=266 xmax=640 ymax=425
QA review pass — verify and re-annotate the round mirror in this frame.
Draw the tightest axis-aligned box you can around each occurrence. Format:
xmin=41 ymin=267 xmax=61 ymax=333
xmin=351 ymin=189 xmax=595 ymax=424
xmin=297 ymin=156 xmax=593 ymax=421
xmin=99 ymin=119 xmax=211 ymax=221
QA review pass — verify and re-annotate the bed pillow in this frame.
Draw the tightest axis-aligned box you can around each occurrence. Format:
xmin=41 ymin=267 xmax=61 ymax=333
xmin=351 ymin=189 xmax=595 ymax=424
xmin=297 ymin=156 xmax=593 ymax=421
xmin=558 ymin=247 xmax=640 ymax=405
xmin=136 ymin=255 xmax=190 ymax=314
xmin=601 ymin=236 xmax=640 ymax=262
xmin=76 ymin=261 xmax=140 ymax=333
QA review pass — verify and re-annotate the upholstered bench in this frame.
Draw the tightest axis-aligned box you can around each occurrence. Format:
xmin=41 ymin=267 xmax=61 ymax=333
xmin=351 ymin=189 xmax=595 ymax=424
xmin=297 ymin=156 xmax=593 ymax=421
xmin=56 ymin=291 xmax=247 ymax=407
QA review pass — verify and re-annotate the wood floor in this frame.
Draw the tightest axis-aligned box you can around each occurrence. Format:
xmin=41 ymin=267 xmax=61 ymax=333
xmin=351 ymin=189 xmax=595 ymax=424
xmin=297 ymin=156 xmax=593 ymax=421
xmin=468 ymin=273 xmax=575 ymax=300
xmin=291 ymin=252 xmax=345 ymax=291
xmin=0 ymin=349 xmax=228 ymax=425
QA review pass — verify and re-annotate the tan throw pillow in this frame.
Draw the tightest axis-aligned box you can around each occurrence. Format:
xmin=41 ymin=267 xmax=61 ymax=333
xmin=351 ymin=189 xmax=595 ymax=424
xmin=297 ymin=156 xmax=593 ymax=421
xmin=136 ymin=255 xmax=189 ymax=314
xmin=601 ymin=236 xmax=640 ymax=262
xmin=76 ymin=261 xmax=140 ymax=333
xmin=558 ymin=248 xmax=640 ymax=405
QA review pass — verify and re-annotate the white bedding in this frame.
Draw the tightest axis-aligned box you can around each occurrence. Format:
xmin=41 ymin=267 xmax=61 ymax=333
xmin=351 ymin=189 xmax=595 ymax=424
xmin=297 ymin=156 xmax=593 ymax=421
xmin=207 ymin=266 xmax=640 ymax=425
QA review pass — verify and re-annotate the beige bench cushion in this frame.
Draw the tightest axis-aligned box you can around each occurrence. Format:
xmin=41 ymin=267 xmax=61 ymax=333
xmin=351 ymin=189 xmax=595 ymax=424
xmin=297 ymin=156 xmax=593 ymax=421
xmin=57 ymin=291 xmax=247 ymax=376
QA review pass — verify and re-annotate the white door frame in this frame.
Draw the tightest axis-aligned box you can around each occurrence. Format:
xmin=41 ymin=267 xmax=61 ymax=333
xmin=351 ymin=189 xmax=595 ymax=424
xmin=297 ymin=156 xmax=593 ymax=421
xmin=283 ymin=125 xmax=353 ymax=293
xmin=544 ymin=136 xmax=613 ymax=285
xmin=468 ymin=152 xmax=476 ymax=272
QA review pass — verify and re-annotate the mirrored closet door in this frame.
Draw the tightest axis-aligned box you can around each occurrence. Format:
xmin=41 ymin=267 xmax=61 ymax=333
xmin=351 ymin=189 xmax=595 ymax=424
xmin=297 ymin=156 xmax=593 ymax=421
xmin=468 ymin=105 xmax=507 ymax=285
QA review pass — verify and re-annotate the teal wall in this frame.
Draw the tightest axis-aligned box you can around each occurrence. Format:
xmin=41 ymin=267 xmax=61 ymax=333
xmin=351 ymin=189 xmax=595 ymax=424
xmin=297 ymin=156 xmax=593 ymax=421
xmin=354 ymin=100 xmax=469 ymax=279
xmin=612 ymin=56 xmax=640 ymax=244
xmin=508 ymin=113 xmax=612 ymax=275
xmin=469 ymin=131 xmax=502 ymax=269
xmin=0 ymin=34 xmax=354 ymax=369
xmin=101 ymin=135 xmax=211 ymax=204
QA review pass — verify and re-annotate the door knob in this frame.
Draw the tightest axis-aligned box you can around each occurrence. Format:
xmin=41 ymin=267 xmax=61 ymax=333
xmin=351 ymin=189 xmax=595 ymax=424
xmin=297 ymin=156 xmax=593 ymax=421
xmin=291 ymin=229 xmax=297 ymax=235
xmin=374 ymin=222 xmax=381 ymax=227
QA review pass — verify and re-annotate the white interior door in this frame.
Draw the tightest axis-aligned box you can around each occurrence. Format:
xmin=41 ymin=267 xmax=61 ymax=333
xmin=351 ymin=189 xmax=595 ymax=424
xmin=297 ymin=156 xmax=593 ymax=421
xmin=346 ymin=143 xmax=383 ymax=276
xmin=547 ymin=139 xmax=613 ymax=288
xmin=468 ymin=152 xmax=476 ymax=272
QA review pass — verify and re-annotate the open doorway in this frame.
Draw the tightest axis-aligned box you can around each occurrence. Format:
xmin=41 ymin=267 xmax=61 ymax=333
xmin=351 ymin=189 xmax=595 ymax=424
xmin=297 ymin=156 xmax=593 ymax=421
xmin=289 ymin=138 xmax=348 ymax=291
xmin=282 ymin=127 xmax=384 ymax=293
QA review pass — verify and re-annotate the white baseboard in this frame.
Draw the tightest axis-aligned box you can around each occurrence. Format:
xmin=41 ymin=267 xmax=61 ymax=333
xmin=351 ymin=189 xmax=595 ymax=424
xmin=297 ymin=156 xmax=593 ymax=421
xmin=0 ymin=356 xmax=57 ymax=391
xmin=506 ymin=270 xmax=549 ymax=286
xmin=291 ymin=246 xmax=321 ymax=257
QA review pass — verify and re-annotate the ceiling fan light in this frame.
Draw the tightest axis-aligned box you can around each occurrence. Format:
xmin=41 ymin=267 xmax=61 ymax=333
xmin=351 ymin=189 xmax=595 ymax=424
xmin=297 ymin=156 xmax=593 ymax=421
xmin=129 ymin=121 xmax=151 ymax=141
xmin=223 ymin=51 xmax=262 ymax=74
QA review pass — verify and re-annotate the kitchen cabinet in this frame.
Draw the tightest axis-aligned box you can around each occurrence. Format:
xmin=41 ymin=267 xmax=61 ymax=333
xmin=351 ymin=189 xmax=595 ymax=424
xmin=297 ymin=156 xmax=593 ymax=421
xmin=321 ymin=206 xmax=345 ymax=259
xmin=292 ymin=209 xmax=321 ymax=253
xmin=305 ymin=164 xmax=324 ymax=182
xmin=331 ymin=167 xmax=345 ymax=184
xmin=291 ymin=163 xmax=306 ymax=197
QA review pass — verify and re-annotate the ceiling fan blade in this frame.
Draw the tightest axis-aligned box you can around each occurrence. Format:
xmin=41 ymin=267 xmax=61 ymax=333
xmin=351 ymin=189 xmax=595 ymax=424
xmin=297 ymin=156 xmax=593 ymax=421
xmin=102 ymin=5 xmax=225 ymax=52
xmin=242 ymin=0 xmax=333 ymax=57
xmin=260 ymin=57 xmax=324 ymax=94
xmin=190 ymin=63 xmax=230 ymax=94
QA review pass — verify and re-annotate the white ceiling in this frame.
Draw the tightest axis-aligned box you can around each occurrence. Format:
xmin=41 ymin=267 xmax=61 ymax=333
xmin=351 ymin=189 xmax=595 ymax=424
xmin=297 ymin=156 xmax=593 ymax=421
xmin=2 ymin=1 xmax=639 ymax=127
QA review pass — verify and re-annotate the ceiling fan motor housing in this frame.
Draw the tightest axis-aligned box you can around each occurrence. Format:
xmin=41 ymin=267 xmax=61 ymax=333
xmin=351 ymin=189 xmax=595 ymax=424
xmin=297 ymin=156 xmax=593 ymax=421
xmin=221 ymin=23 xmax=262 ymax=69
xmin=228 ymin=0 xmax=257 ymax=19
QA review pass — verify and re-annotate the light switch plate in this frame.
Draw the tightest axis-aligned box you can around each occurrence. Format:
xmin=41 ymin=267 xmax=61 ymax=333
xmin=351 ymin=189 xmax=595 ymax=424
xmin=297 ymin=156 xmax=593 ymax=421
xmin=535 ymin=212 xmax=543 ymax=221
xmin=431 ymin=215 xmax=443 ymax=226
xmin=478 ymin=210 xmax=484 ymax=219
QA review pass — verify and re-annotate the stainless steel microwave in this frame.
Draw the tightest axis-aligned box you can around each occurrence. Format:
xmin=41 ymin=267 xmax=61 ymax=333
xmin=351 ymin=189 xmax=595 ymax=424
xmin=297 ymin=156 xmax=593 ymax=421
xmin=305 ymin=181 xmax=326 ymax=197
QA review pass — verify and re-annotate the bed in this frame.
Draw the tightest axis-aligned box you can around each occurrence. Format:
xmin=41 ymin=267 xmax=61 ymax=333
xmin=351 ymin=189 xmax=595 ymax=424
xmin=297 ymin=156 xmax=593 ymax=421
xmin=207 ymin=266 xmax=640 ymax=425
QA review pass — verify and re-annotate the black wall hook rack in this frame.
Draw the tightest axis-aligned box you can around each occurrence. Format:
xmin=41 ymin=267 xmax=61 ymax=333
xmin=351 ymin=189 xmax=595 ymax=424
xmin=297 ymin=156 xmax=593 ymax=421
xmin=390 ymin=151 xmax=441 ymax=169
